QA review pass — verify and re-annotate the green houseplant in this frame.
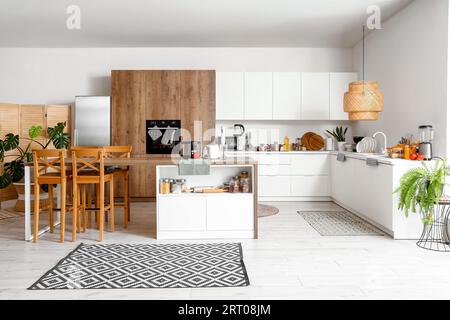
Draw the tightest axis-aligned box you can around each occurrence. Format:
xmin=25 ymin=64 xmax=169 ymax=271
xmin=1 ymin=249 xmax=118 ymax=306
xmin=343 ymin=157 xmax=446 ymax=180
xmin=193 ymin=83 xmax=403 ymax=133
xmin=0 ymin=122 xmax=70 ymax=189
xmin=326 ymin=126 xmax=348 ymax=151
xmin=394 ymin=159 xmax=449 ymax=225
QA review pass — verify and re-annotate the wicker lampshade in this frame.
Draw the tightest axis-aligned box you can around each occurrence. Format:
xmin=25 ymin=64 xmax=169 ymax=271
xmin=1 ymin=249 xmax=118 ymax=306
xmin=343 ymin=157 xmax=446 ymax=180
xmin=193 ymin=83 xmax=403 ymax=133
xmin=344 ymin=81 xmax=384 ymax=120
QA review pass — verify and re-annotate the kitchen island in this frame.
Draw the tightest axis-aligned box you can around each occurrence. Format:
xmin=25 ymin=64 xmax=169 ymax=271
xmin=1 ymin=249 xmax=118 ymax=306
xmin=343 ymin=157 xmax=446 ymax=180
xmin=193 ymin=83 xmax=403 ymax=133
xmin=155 ymin=157 xmax=258 ymax=240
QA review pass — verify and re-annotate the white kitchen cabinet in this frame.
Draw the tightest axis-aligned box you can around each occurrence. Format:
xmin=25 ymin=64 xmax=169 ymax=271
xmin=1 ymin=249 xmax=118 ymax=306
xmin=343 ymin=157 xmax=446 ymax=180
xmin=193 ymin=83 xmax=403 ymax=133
xmin=291 ymin=176 xmax=330 ymax=197
xmin=290 ymin=154 xmax=330 ymax=175
xmin=259 ymin=176 xmax=291 ymax=197
xmin=158 ymin=195 xmax=206 ymax=231
xmin=216 ymin=72 xmax=244 ymax=120
xmin=330 ymin=155 xmax=423 ymax=239
xmin=244 ymin=72 xmax=273 ymax=120
xmin=258 ymin=164 xmax=291 ymax=176
xmin=207 ymin=194 xmax=254 ymax=231
xmin=301 ymin=73 xmax=330 ymax=120
xmin=330 ymin=72 xmax=357 ymax=120
xmin=273 ymin=72 xmax=301 ymax=120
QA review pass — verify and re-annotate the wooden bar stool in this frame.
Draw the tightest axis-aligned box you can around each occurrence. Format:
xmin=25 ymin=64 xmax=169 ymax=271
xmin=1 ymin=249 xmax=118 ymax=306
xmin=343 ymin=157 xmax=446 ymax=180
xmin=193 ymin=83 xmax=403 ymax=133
xmin=104 ymin=146 xmax=132 ymax=228
xmin=71 ymin=147 xmax=114 ymax=242
xmin=33 ymin=149 xmax=74 ymax=243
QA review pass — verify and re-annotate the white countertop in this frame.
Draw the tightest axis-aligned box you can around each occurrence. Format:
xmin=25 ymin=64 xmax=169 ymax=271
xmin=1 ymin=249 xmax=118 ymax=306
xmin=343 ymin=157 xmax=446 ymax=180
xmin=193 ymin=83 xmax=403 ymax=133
xmin=225 ymin=150 xmax=427 ymax=166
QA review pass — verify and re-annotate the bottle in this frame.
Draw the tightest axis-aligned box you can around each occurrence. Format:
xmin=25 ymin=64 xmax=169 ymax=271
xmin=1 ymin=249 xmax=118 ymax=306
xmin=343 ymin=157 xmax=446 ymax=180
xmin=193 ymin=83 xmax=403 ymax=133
xmin=404 ymin=144 xmax=410 ymax=160
xmin=284 ymin=136 xmax=290 ymax=152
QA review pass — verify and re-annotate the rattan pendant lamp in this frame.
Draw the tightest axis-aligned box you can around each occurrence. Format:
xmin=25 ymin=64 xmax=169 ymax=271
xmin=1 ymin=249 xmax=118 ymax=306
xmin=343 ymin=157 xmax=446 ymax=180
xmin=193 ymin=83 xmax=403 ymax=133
xmin=344 ymin=26 xmax=384 ymax=120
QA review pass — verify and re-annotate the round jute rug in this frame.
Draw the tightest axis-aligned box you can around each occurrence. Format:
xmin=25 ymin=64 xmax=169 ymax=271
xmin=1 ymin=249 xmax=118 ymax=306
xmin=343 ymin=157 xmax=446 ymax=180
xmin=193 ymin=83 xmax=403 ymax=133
xmin=257 ymin=204 xmax=279 ymax=218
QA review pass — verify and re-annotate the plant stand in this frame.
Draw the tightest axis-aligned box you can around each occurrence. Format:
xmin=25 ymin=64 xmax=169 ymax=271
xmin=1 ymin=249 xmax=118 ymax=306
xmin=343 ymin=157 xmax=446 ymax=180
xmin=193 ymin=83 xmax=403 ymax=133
xmin=417 ymin=198 xmax=450 ymax=252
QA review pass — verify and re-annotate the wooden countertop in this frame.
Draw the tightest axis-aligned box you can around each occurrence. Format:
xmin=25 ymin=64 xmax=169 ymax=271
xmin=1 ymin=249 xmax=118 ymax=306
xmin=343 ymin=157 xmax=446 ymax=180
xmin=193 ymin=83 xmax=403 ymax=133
xmin=25 ymin=156 xmax=258 ymax=166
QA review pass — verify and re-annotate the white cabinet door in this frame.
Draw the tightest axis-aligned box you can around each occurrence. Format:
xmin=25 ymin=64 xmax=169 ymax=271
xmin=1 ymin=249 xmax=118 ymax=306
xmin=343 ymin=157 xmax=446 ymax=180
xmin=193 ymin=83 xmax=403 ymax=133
xmin=291 ymin=155 xmax=330 ymax=175
xmin=216 ymin=72 xmax=244 ymax=120
xmin=330 ymin=72 xmax=357 ymax=120
xmin=301 ymin=73 xmax=330 ymax=120
xmin=158 ymin=196 xmax=206 ymax=231
xmin=291 ymin=176 xmax=330 ymax=197
xmin=273 ymin=72 xmax=301 ymax=120
xmin=206 ymin=194 xmax=254 ymax=230
xmin=258 ymin=176 xmax=291 ymax=197
xmin=244 ymin=72 xmax=273 ymax=120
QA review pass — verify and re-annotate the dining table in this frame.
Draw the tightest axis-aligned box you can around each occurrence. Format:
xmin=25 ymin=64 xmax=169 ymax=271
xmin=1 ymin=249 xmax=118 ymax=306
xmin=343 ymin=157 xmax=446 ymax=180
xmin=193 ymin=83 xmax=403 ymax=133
xmin=23 ymin=156 xmax=176 ymax=241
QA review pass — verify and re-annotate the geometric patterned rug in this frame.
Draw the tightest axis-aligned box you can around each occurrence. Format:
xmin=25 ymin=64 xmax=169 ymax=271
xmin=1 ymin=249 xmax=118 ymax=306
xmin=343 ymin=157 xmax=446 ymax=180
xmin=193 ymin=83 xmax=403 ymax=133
xmin=298 ymin=210 xmax=384 ymax=236
xmin=29 ymin=243 xmax=249 ymax=289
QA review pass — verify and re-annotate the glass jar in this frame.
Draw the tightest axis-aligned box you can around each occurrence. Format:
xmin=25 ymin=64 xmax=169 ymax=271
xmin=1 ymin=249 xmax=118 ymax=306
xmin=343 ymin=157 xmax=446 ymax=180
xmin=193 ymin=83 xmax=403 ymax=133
xmin=240 ymin=171 xmax=249 ymax=180
xmin=171 ymin=179 xmax=185 ymax=194
xmin=240 ymin=178 xmax=250 ymax=193
xmin=229 ymin=176 xmax=240 ymax=193
xmin=160 ymin=179 xmax=171 ymax=194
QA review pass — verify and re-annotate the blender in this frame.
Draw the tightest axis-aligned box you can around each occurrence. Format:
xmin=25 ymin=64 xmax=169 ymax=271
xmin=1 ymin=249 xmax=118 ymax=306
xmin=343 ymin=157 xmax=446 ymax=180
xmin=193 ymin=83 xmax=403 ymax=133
xmin=418 ymin=125 xmax=433 ymax=160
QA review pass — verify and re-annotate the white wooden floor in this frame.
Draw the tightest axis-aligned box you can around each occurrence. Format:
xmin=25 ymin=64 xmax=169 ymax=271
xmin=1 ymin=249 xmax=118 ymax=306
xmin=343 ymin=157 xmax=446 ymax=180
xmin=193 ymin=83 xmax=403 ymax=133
xmin=1 ymin=201 xmax=450 ymax=300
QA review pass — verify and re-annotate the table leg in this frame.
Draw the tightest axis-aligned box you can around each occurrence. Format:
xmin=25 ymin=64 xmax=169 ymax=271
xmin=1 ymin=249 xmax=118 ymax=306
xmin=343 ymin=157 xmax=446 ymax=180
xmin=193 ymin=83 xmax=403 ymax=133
xmin=56 ymin=184 xmax=61 ymax=223
xmin=24 ymin=166 xmax=32 ymax=241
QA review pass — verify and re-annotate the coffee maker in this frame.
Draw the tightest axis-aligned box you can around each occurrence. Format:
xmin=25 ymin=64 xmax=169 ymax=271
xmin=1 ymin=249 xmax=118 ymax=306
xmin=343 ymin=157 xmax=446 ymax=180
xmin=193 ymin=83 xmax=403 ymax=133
xmin=418 ymin=125 xmax=433 ymax=160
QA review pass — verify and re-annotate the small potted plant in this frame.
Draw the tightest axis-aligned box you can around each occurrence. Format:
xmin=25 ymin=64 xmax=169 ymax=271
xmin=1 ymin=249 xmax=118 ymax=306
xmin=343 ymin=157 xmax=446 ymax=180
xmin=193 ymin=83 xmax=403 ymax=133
xmin=326 ymin=126 xmax=348 ymax=151
xmin=395 ymin=160 xmax=449 ymax=226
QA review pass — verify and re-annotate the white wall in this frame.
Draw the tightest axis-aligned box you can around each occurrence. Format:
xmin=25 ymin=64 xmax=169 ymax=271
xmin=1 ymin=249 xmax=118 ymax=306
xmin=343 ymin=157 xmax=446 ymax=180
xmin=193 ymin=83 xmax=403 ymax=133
xmin=352 ymin=0 xmax=449 ymax=157
xmin=217 ymin=120 xmax=353 ymax=147
xmin=0 ymin=47 xmax=352 ymax=104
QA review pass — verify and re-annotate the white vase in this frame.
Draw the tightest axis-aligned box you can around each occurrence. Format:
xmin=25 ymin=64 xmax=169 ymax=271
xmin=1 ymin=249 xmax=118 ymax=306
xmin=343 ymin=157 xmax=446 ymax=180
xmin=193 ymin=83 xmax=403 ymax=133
xmin=337 ymin=141 xmax=346 ymax=152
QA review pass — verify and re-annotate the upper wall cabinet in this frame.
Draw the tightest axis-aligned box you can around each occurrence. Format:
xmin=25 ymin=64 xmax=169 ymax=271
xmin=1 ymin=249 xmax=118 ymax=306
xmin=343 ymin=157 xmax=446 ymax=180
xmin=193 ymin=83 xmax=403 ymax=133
xmin=330 ymin=72 xmax=358 ymax=120
xmin=244 ymin=72 xmax=273 ymax=120
xmin=273 ymin=72 xmax=301 ymax=120
xmin=216 ymin=72 xmax=244 ymax=120
xmin=301 ymin=72 xmax=330 ymax=120
xmin=215 ymin=72 xmax=357 ymax=121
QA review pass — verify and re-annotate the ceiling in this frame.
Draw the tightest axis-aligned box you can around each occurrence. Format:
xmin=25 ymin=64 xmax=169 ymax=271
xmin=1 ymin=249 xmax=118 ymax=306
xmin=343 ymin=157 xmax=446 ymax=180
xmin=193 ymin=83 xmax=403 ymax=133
xmin=0 ymin=0 xmax=412 ymax=48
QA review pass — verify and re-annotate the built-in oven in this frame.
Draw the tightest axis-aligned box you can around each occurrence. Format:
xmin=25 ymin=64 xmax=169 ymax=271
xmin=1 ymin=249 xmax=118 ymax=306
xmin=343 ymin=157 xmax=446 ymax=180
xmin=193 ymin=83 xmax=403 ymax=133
xmin=146 ymin=120 xmax=181 ymax=154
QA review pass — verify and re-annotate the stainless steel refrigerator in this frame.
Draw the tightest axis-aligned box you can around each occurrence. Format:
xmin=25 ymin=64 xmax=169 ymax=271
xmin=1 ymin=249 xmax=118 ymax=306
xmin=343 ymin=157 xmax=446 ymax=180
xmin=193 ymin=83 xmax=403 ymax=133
xmin=73 ymin=96 xmax=111 ymax=146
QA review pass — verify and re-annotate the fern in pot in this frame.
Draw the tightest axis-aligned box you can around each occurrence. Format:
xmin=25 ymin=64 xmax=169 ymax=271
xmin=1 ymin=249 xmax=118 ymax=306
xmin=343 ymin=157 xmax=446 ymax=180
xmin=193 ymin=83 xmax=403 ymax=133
xmin=395 ymin=159 xmax=449 ymax=225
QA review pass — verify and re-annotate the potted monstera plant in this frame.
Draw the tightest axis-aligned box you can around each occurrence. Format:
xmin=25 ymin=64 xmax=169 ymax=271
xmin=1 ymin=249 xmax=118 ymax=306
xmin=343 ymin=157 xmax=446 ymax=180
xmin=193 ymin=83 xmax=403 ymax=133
xmin=0 ymin=122 xmax=69 ymax=211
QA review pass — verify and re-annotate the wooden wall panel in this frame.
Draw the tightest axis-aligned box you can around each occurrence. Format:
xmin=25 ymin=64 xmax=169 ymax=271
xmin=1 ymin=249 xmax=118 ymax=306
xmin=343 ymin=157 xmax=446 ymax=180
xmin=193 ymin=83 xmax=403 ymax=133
xmin=145 ymin=71 xmax=181 ymax=120
xmin=111 ymin=70 xmax=216 ymax=199
xmin=180 ymin=71 xmax=216 ymax=145
xmin=111 ymin=70 xmax=151 ymax=197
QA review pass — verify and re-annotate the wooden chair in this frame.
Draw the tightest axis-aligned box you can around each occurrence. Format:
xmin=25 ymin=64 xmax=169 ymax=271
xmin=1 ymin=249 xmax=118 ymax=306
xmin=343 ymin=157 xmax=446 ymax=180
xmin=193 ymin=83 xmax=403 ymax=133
xmin=103 ymin=145 xmax=132 ymax=228
xmin=71 ymin=147 xmax=114 ymax=242
xmin=33 ymin=149 xmax=73 ymax=243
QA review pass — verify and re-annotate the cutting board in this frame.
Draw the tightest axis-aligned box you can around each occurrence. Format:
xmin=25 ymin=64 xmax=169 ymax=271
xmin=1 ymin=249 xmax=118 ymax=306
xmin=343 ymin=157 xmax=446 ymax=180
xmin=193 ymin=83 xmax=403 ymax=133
xmin=301 ymin=132 xmax=325 ymax=151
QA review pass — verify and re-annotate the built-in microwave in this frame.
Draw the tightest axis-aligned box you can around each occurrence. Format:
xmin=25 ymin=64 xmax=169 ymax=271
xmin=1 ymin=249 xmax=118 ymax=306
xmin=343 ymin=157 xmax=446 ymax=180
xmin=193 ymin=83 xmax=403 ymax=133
xmin=146 ymin=120 xmax=181 ymax=154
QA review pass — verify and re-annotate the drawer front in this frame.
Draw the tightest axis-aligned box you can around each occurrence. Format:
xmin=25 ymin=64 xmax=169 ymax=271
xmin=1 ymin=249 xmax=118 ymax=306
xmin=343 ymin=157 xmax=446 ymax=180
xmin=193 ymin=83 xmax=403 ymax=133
xmin=254 ymin=154 xmax=291 ymax=165
xmin=291 ymin=176 xmax=330 ymax=197
xmin=206 ymin=194 xmax=254 ymax=230
xmin=290 ymin=155 xmax=330 ymax=175
xmin=259 ymin=176 xmax=291 ymax=197
xmin=158 ymin=196 xmax=206 ymax=231
xmin=259 ymin=164 xmax=291 ymax=176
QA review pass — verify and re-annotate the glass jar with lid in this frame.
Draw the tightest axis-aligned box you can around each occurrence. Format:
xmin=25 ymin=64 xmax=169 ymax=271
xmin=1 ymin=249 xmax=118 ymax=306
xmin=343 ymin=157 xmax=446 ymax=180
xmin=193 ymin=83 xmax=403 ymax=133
xmin=240 ymin=178 xmax=250 ymax=193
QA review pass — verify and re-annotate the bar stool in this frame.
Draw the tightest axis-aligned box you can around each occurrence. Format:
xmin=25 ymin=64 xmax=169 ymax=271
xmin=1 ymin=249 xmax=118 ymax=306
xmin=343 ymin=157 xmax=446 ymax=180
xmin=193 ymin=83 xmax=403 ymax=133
xmin=32 ymin=149 xmax=74 ymax=243
xmin=71 ymin=147 xmax=114 ymax=242
xmin=103 ymin=146 xmax=132 ymax=228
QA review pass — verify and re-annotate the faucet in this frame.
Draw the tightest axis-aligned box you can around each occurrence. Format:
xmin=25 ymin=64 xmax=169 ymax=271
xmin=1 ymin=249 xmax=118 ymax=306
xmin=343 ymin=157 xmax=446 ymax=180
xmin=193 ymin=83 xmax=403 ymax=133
xmin=373 ymin=131 xmax=387 ymax=155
